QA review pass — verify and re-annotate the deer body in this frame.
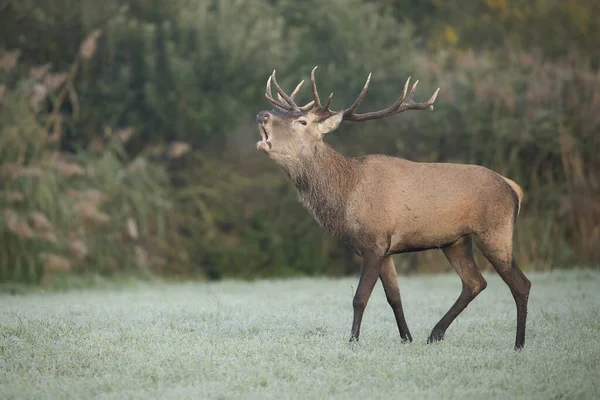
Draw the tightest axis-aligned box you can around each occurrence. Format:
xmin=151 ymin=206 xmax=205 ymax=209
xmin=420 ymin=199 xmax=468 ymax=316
xmin=290 ymin=145 xmax=519 ymax=256
xmin=256 ymin=67 xmax=531 ymax=349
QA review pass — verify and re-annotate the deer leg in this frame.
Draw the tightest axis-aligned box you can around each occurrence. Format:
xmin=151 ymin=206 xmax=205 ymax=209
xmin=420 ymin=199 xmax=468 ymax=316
xmin=475 ymin=233 xmax=531 ymax=350
xmin=428 ymin=235 xmax=487 ymax=344
xmin=350 ymin=253 xmax=383 ymax=342
xmin=379 ymin=256 xmax=412 ymax=342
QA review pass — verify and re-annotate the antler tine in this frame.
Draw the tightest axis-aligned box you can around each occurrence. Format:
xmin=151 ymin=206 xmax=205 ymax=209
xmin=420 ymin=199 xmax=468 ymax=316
xmin=299 ymin=100 xmax=315 ymax=112
xmin=393 ymin=80 xmax=440 ymax=112
xmin=265 ymin=75 xmax=293 ymax=111
xmin=277 ymin=92 xmax=287 ymax=105
xmin=401 ymin=76 xmax=411 ymax=101
xmin=271 ymin=70 xmax=299 ymax=110
xmin=428 ymin=88 xmax=441 ymax=109
xmin=290 ymin=80 xmax=304 ymax=100
xmin=290 ymin=79 xmax=316 ymax=110
xmin=343 ymin=73 xmax=371 ymax=116
xmin=409 ymin=79 xmax=419 ymax=98
xmin=310 ymin=66 xmax=322 ymax=108
xmin=342 ymin=74 xmax=440 ymax=122
xmin=324 ymin=93 xmax=333 ymax=109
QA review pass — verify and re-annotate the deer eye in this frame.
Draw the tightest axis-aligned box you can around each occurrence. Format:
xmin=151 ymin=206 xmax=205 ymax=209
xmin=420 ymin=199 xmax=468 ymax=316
xmin=297 ymin=119 xmax=307 ymax=125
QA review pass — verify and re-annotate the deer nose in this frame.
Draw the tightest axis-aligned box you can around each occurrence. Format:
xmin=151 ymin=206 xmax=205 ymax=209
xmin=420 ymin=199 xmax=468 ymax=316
xmin=256 ymin=111 xmax=270 ymax=124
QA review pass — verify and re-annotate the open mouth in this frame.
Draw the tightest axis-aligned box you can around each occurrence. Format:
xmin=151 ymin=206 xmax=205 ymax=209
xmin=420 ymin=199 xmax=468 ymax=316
xmin=256 ymin=125 xmax=272 ymax=152
xmin=261 ymin=126 xmax=269 ymax=142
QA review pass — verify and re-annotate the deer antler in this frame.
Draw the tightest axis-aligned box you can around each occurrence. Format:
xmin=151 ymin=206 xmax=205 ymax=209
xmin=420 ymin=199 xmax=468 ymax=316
xmin=308 ymin=67 xmax=440 ymax=122
xmin=343 ymin=76 xmax=440 ymax=121
xmin=265 ymin=67 xmax=437 ymax=117
xmin=265 ymin=71 xmax=315 ymax=112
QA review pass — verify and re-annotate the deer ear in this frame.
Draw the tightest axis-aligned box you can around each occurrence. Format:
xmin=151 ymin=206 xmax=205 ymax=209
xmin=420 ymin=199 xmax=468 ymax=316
xmin=317 ymin=111 xmax=344 ymax=135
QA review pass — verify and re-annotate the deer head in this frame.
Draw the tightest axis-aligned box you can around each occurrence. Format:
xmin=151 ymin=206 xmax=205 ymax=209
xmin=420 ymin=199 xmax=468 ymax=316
xmin=256 ymin=66 xmax=440 ymax=165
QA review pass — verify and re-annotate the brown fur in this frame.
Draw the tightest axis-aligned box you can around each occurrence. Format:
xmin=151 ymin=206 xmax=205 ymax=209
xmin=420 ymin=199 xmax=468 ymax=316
xmin=502 ymin=176 xmax=524 ymax=215
xmin=284 ymin=143 xmax=359 ymax=239
xmin=255 ymin=73 xmax=531 ymax=350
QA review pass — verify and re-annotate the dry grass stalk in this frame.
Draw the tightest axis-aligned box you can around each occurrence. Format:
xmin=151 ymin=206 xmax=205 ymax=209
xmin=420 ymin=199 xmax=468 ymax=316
xmin=54 ymin=161 xmax=84 ymax=177
xmin=68 ymin=240 xmax=88 ymax=260
xmin=39 ymin=253 xmax=72 ymax=272
xmin=4 ymin=165 xmax=45 ymax=179
xmin=41 ymin=151 xmax=61 ymax=164
xmin=3 ymin=192 xmax=24 ymax=201
xmin=38 ymin=231 xmax=58 ymax=244
xmin=66 ymin=188 xmax=80 ymax=199
xmin=74 ymin=201 xmax=110 ymax=223
xmin=167 ymin=141 xmax=191 ymax=159
xmin=29 ymin=64 xmax=52 ymax=81
xmin=29 ymin=211 xmax=54 ymax=231
xmin=115 ymin=127 xmax=135 ymax=143
xmin=43 ymin=29 xmax=98 ymax=137
xmin=4 ymin=209 xmax=34 ymax=238
xmin=79 ymin=29 xmax=102 ymax=61
xmin=29 ymin=83 xmax=48 ymax=111
xmin=127 ymin=158 xmax=146 ymax=172
xmin=44 ymin=72 xmax=68 ymax=90
xmin=83 ymin=189 xmax=109 ymax=206
xmin=1 ymin=49 xmax=21 ymax=72
xmin=127 ymin=218 xmax=139 ymax=240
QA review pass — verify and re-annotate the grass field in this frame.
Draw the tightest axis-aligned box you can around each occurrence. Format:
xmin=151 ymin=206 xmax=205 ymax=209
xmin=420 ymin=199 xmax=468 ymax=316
xmin=1 ymin=269 xmax=599 ymax=399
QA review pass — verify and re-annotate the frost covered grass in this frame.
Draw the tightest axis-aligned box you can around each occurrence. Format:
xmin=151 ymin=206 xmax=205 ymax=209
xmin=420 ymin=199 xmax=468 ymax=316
xmin=1 ymin=269 xmax=599 ymax=399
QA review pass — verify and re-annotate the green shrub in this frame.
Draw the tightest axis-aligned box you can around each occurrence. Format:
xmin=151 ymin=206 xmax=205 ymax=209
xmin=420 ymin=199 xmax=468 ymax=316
xmin=0 ymin=37 xmax=188 ymax=287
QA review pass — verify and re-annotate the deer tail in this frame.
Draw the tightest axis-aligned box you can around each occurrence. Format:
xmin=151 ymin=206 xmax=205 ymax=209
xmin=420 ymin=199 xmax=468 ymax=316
xmin=502 ymin=177 xmax=524 ymax=216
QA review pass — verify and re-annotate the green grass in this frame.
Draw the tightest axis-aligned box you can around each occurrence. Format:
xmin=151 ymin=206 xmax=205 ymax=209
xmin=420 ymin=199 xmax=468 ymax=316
xmin=1 ymin=269 xmax=599 ymax=399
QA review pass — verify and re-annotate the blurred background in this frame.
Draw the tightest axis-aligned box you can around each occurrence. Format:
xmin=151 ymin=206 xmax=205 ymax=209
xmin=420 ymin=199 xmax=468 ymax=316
xmin=1 ymin=0 xmax=599 ymax=289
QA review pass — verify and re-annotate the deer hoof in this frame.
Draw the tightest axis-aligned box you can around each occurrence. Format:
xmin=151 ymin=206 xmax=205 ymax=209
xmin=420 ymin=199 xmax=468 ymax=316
xmin=401 ymin=332 xmax=413 ymax=343
xmin=514 ymin=343 xmax=525 ymax=351
xmin=427 ymin=329 xmax=445 ymax=344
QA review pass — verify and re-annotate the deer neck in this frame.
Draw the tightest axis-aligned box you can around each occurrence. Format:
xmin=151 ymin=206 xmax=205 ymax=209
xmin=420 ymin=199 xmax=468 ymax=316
xmin=284 ymin=142 xmax=358 ymax=237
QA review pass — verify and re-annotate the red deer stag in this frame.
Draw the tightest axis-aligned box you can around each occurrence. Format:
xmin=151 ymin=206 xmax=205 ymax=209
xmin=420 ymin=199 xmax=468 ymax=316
xmin=255 ymin=67 xmax=531 ymax=350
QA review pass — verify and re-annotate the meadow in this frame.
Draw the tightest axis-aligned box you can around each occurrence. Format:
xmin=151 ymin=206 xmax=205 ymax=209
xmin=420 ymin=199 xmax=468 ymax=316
xmin=1 ymin=269 xmax=599 ymax=399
